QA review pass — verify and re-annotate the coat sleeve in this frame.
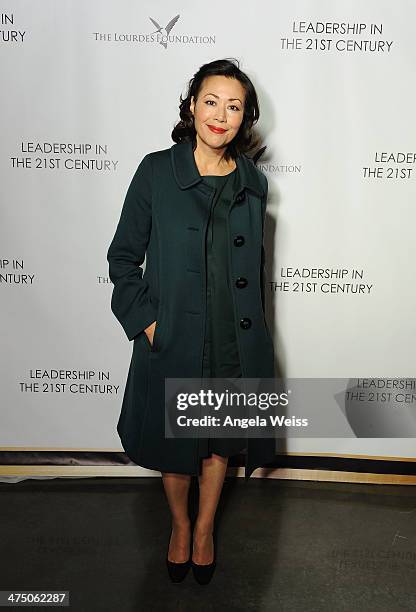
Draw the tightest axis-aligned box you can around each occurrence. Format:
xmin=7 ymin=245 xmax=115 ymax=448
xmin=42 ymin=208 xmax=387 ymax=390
xmin=106 ymin=153 xmax=157 ymax=341
xmin=260 ymin=176 xmax=269 ymax=315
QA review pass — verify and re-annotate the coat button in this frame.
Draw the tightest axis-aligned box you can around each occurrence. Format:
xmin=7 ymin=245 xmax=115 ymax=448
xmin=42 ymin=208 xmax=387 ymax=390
xmin=240 ymin=317 xmax=252 ymax=330
xmin=235 ymin=277 xmax=248 ymax=289
xmin=235 ymin=192 xmax=245 ymax=203
xmin=233 ymin=235 xmax=245 ymax=247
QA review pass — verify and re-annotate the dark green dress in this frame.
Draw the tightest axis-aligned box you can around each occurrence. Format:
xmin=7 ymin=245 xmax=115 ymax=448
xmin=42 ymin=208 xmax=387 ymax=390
xmin=197 ymin=167 xmax=248 ymax=462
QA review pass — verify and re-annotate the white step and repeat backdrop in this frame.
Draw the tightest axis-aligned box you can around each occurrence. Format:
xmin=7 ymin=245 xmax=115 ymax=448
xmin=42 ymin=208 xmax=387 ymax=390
xmin=1 ymin=1 xmax=415 ymax=475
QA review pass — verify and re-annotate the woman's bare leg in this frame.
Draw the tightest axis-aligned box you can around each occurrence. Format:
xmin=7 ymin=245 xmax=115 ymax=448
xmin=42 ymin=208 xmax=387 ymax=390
xmin=161 ymin=472 xmax=192 ymax=562
xmin=193 ymin=453 xmax=228 ymax=564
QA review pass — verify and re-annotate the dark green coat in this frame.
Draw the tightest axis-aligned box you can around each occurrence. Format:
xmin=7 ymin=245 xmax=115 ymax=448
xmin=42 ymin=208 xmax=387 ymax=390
xmin=107 ymin=140 xmax=276 ymax=480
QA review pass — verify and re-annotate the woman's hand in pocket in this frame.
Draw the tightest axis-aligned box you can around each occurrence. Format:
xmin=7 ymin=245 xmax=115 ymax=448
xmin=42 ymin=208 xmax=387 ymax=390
xmin=144 ymin=321 xmax=157 ymax=347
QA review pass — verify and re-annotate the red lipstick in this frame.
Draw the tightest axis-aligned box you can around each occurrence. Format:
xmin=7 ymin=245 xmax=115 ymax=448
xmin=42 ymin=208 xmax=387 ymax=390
xmin=207 ymin=125 xmax=227 ymax=134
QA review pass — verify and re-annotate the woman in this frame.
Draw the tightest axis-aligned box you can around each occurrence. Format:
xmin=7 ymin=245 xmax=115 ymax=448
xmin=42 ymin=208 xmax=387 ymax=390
xmin=107 ymin=58 xmax=276 ymax=584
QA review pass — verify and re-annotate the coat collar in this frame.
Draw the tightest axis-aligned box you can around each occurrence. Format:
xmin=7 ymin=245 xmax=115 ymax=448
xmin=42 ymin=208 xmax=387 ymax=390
xmin=170 ymin=140 xmax=265 ymax=197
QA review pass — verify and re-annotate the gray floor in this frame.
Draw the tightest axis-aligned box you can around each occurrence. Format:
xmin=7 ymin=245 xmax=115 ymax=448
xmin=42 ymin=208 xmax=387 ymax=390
xmin=0 ymin=477 xmax=415 ymax=611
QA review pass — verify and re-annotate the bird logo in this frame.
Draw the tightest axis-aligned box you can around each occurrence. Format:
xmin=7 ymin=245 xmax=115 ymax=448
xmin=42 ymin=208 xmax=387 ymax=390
xmin=252 ymin=145 xmax=267 ymax=166
xmin=149 ymin=15 xmax=180 ymax=49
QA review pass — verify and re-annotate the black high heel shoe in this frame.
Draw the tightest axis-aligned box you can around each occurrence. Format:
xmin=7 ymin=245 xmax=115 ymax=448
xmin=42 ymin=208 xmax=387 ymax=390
xmin=191 ymin=530 xmax=216 ymax=585
xmin=166 ymin=529 xmax=191 ymax=583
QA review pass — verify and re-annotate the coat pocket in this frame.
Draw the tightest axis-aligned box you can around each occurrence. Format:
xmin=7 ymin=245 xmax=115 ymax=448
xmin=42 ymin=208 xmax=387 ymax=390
xmin=143 ymin=319 xmax=162 ymax=353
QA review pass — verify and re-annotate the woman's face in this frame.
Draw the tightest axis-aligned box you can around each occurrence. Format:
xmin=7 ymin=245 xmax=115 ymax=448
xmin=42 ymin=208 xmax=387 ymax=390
xmin=190 ymin=75 xmax=246 ymax=152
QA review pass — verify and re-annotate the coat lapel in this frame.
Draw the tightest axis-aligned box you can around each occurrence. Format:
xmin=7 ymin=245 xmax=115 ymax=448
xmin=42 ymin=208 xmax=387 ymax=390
xmin=170 ymin=140 xmax=266 ymax=197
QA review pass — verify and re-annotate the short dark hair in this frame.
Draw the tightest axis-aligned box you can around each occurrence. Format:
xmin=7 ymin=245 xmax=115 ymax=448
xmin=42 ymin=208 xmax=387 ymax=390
xmin=171 ymin=58 xmax=261 ymax=161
